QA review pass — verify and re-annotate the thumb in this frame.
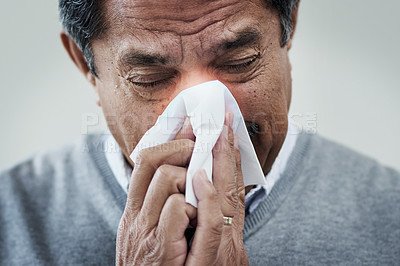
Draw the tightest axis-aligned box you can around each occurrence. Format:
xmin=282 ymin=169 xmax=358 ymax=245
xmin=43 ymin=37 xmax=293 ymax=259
xmin=186 ymin=169 xmax=222 ymax=265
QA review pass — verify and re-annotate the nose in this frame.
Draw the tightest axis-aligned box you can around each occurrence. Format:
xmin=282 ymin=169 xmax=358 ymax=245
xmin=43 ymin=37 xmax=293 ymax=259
xmin=177 ymin=69 xmax=217 ymax=92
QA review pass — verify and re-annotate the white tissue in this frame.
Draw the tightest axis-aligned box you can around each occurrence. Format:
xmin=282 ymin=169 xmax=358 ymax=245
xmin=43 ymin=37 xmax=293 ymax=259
xmin=130 ymin=80 xmax=266 ymax=207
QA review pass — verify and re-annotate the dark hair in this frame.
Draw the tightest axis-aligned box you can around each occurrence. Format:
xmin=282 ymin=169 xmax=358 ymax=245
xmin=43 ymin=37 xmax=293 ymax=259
xmin=59 ymin=0 xmax=107 ymax=77
xmin=268 ymin=0 xmax=299 ymax=46
xmin=59 ymin=0 xmax=298 ymax=77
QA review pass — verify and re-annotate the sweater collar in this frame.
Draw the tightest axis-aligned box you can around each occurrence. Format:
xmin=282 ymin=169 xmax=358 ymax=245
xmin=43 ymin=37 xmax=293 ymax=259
xmin=103 ymin=120 xmax=299 ymax=202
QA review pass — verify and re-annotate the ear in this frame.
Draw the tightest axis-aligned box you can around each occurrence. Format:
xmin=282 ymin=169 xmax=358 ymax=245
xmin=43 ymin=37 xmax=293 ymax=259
xmin=286 ymin=0 xmax=301 ymax=50
xmin=60 ymin=31 xmax=101 ymax=106
xmin=60 ymin=31 xmax=96 ymax=86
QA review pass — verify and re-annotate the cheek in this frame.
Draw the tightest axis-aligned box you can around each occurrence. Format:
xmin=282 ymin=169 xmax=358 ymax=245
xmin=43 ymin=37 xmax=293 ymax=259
xmin=96 ymin=79 xmax=168 ymax=151
xmin=229 ymin=72 xmax=288 ymax=123
xmin=227 ymin=53 xmax=290 ymax=148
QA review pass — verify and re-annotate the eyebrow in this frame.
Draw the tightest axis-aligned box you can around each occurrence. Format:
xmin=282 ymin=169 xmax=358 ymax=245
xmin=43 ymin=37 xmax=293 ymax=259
xmin=121 ymin=51 xmax=169 ymax=67
xmin=120 ymin=27 xmax=262 ymax=67
xmin=222 ymin=28 xmax=262 ymax=51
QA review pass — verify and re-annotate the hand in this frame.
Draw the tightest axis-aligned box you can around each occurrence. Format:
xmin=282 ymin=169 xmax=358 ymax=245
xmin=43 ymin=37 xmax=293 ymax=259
xmin=116 ymin=112 xmax=248 ymax=265
xmin=116 ymin=138 xmax=197 ymax=265
xmin=186 ymin=112 xmax=248 ymax=265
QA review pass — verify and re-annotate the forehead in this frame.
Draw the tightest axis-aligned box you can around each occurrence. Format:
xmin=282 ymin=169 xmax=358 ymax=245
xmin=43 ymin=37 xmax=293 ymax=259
xmin=103 ymin=0 xmax=277 ymax=62
xmin=107 ymin=0 xmax=266 ymax=33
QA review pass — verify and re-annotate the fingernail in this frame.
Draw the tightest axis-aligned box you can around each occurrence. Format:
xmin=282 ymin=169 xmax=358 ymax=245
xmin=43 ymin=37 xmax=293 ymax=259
xmin=234 ymin=134 xmax=239 ymax=149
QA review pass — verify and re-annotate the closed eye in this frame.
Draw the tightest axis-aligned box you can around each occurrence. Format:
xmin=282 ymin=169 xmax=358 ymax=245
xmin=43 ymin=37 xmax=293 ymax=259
xmin=129 ymin=77 xmax=173 ymax=88
xmin=127 ymin=70 xmax=177 ymax=90
xmin=220 ymin=53 xmax=260 ymax=72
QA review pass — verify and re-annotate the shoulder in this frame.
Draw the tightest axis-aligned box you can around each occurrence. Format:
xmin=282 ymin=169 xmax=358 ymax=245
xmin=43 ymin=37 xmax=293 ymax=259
xmin=0 ymin=134 xmax=120 ymax=265
xmin=246 ymin=133 xmax=400 ymax=264
xmin=0 ymin=134 xmax=106 ymax=197
xmin=294 ymin=133 xmax=400 ymax=224
xmin=300 ymin=133 xmax=400 ymax=187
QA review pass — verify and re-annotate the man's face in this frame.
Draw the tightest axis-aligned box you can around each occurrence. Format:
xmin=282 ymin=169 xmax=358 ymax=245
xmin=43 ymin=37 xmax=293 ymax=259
xmin=91 ymin=0 xmax=292 ymax=174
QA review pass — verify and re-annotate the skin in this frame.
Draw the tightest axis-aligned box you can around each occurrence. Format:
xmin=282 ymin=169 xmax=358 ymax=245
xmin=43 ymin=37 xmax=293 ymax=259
xmin=61 ymin=0 xmax=299 ymax=264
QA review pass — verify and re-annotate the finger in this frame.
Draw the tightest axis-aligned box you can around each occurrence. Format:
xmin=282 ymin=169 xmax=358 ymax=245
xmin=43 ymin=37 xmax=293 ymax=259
xmin=157 ymin=193 xmax=197 ymax=243
xmin=187 ymin=169 xmax=223 ymax=265
xmin=175 ymin=116 xmax=195 ymax=141
xmin=126 ymin=139 xmax=194 ymax=218
xmin=212 ymin=111 xmax=238 ymax=217
xmin=234 ymin=135 xmax=245 ymax=205
xmin=233 ymin=134 xmax=246 ymax=230
xmin=139 ymin=164 xmax=187 ymax=227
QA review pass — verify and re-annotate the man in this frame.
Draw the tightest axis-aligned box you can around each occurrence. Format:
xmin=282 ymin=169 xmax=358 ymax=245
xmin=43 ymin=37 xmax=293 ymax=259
xmin=0 ymin=0 xmax=399 ymax=265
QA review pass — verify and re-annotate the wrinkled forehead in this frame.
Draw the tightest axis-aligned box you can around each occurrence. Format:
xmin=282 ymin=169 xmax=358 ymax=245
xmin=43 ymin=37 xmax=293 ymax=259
xmin=108 ymin=0 xmax=266 ymax=33
xmin=102 ymin=0 xmax=275 ymax=63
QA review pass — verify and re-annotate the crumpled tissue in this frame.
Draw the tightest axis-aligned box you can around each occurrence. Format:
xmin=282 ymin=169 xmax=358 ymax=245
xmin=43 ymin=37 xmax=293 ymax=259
xmin=130 ymin=80 xmax=266 ymax=207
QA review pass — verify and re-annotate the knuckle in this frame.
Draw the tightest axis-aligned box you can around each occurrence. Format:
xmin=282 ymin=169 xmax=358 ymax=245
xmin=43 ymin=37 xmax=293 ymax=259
xmin=237 ymin=186 xmax=246 ymax=207
xmin=117 ymin=215 xmax=129 ymax=236
xmin=165 ymin=193 xmax=185 ymax=207
xmin=117 ymin=212 xmax=162 ymax=265
xmin=145 ymin=230 xmax=158 ymax=249
xmin=223 ymin=187 xmax=237 ymax=206
xmin=117 ymin=215 xmax=148 ymax=245
xmin=124 ymin=197 xmax=140 ymax=215
xmin=135 ymin=148 xmax=153 ymax=167
xmin=135 ymin=209 xmax=153 ymax=230
xmin=156 ymin=164 xmax=171 ymax=177
xmin=153 ymin=165 xmax=186 ymax=193
xmin=142 ymin=231 xmax=162 ymax=263
xmin=154 ymin=164 xmax=175 ymax=184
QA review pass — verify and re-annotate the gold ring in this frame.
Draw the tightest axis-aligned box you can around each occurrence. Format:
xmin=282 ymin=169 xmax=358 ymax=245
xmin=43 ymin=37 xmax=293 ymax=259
xmin=223 ymin=216 xmax=233 ymax=226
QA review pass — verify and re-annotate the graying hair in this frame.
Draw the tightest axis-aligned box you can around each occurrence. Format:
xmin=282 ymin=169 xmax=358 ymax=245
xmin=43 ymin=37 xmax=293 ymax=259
xmin=268 ymin=0 xmax=299 ymax=46
xmin=59 ymin=0 xmax=299 ymax=77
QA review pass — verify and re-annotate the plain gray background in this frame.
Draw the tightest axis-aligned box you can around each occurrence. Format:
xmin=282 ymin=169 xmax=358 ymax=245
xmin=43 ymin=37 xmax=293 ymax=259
xmin=0 ymin=1 xmax=399 ymax=171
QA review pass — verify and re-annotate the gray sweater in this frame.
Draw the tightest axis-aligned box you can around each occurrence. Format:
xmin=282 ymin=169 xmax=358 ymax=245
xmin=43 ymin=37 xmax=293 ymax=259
xmin=0 ymin=133 xmax=399 ymax=265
